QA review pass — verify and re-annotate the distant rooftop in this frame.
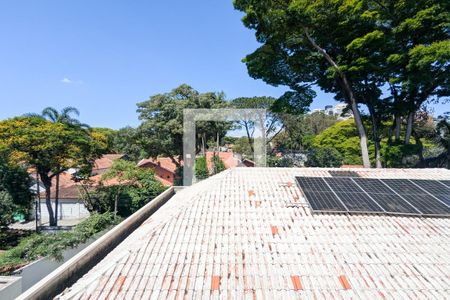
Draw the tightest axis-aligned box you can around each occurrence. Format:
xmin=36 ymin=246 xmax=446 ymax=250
xmin=56 ymin=167 xmax=450 ymax=299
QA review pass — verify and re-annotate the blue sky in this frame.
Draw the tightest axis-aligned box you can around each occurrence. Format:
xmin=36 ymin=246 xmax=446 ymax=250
xmin=0 ymin=1 xmax=446 ymax=129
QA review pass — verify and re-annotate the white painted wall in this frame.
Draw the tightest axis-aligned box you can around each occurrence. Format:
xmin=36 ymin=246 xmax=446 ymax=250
xmin=36 ymin=200 xmax=90 ymax=220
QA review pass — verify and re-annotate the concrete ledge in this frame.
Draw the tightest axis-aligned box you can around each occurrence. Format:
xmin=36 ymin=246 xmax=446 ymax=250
xmin=17 ymin=187 xmax=175 ymax=300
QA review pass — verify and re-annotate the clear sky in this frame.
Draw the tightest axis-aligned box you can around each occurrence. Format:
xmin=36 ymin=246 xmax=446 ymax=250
xmin=0 ymin=1 xmax=446 ymax=129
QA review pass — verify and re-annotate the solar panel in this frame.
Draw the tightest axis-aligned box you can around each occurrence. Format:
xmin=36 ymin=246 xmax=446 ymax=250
xmin=295 ymin=177 xmax=347 ymax=212
xmin=411 ymin=180 xmax=450 ymax=207
xmin=295 ymin=176 xmax=450 ymax=217
xmin=328 ymin=170 xmax=360 ymax=177
xmin=353 ymin=178 xmax=420 ymax=215
xmin=381 ymin=179 xmax=450 ymax=216
xmin=439 ymin=180 xmax=450 ymax=189
xmin=323 ymin=178 xmax=383 ymax=212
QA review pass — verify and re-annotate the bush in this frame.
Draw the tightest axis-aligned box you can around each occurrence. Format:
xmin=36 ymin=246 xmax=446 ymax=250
xmin=195 ymin=156 xmax=208 ymax=179
xmin=267 ymin=155 xmax=294 ymax=167
xmin=305 ymin=147 xmax=343 ymax=167
xmin=0 ymin=212 xmax=121 ymax=275
xmin=211 ymin=155 xmax=226 ymax=174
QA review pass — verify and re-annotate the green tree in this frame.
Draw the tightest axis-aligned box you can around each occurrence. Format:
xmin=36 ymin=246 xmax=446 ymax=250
xmin=0 ymin=117 xmax=103 ymax=226
xmin=0 ymin=150 xmax=33 ymax=226
xmin=195 ymin=156 xmax=209 ymax=180
xmin=234 ymin=0 xmax=375 ymax=167
xmin=305 ymin=147 xmax=343 ymax=168
xmin=137 ymin=84 xmax=230 ymax=169
xmin=211 ymin=155 xmax=226 ymax=175
xmin=110 ymin=127 xmax=144 ymax=162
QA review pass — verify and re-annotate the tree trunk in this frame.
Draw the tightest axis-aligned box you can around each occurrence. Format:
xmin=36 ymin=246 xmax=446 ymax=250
xmin=404 ymin=112 xmax=414 ymax=144
xmin=41 ymin=174 xmax=56 ymax=226
xmin=367 ymin=103 xmax=382 ymax=168
xmin=55 ymin=173 xmax=60 ymax=226
xmin=395 ymin=115 xmax=401 ymax=141
xmin=36 ymin=171 xmax=41 ymax=226
xmin=413 ymin=131 xmax=425 ymax=168
xmin=304 ymin=28 xmax=371 ymax=168
xmin=114 ymin=193 xmax=119 ymax=215
xmin=243 ymin=121 xmax=255 ymax=153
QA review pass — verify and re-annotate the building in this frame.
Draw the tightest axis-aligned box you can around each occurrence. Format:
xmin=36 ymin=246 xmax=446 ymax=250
xmin=311 ymin=103 xmax=352 ymax=120
xmin=137 ymin=157 xmax=181 ymax=186
xmin=138 ymin=152 xmax=241 ymax=186
xmin=36 ymin=154 xmax=126 ymax=221
xmin=48 ymin=167 xmax=450 ymax=299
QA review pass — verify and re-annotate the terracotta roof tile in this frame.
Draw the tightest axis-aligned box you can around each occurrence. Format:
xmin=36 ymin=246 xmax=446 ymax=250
xmin=57 ymin=167 xmax=450 ymax=299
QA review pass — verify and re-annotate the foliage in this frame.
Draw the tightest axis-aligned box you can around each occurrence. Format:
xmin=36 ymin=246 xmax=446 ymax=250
xmin=0 ymin=151 xmax=33 ymax=226
xmin=81 ymin=160 xmax=165 ymax=217
xmin=0 ymin=116 xmax=104 ymax=226
xmin=195 ymin=156 xmax=208 ymax=180
xmin=313 ymin=119 xmax=366 ymax=165
xmin=267 ymin=155 xmax=294 ymax=168
xmin=380 ymin=142 xmax=419 ymax=168
xmin=211 ymin=155 xmax=226 ymax=174
xmin=137 ymin=84 xmax=231 ymax=166
xmin=0 ymin=212 xmax=121 ymax=275
xmin=232 ymin=137 xmax=253 ymax=158
xmin=305 ymin=148 xmax=343 ymax=168
xmin=234 ymin=0 xmax=450 ymax=166
xmin=110 ymin=127 xmax=145 ymax=162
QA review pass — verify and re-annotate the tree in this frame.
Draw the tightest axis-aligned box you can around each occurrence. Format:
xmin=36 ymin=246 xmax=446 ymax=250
xmin=434 ymin=112 xmax=450 ymax=169
xmin=99 ymin=160 xmax=165 ymax=216
xmin=231 ymin=97 xmax=283 ymax=152
xmin=305 ymin=147 xmax=343 ymax=168
xmin=0 ymin=150 xmax=33 ymax=226
xmin=137 ymin=84 xmax=230 ymax=168
xmin=194 ymin=156 xmax=208 ymax=180
xmin=313 ymin=119 xmax=370 ymax=165
xmin=211 ymin=155 xmax=226 ymax=175
xmin=0 ymin=117 xmax=103 ymax=226
xmin=234 ymin=0 xmax=374 ymax=167
xmin=110 ymin=127 xmax=144 ymax=162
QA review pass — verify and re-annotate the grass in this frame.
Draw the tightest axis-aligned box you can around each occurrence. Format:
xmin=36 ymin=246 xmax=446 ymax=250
xmin=0 ymin=212 xmax=121 ymax=275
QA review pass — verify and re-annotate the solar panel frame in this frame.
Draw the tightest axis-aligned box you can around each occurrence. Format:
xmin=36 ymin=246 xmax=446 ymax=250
xmin=439 ymin=180 xmax=450 ymax=189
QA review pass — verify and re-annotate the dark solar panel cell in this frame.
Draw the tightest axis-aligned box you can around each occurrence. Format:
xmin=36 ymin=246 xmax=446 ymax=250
xmin=328 ymin=171 xmax=360 ymax=177
xmin=353 ymin=178 xmax=396 ymax=194
xmin=399 ymin=194 xmax=450 ymax=215
xmin=380 ymin=179 xmax=425 ymax=194
xmin=411 ymin=180 xmax=450 ymax=207
xmin=296 ymin=177 xmax=347 ymax=212
xmin=303 ymin=191 xmax=348 ymax=212
xmin=439 ymin=180 xmax=450 ymax=189
xmin=295 ymin=177 xmax=331 ymax=192
xmin=323 ymin=178 xmax=383 ymax=212
xmin=368 ymin=193 xmax=421 ymax=214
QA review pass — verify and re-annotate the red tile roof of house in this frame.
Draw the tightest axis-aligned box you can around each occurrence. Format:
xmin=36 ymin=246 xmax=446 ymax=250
xmin=57 ymin=167 xmax=450 ymax=299
xmin=205 ymin=151 xmax=239 ymax=170
xmin=92 ymin=154 xmax=125 ymax=171
xmin=137 ymin=157 xmax=181 ymax=173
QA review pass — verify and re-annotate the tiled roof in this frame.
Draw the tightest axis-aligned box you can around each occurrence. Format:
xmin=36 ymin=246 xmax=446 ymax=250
xmin=57 ymin=168 xmax=450 ymax=299
xmin=93 ymin=154 xmax=125 ymax=172
xmin=205 ymin=151 xmax=239 ymax=170
xmin=138 ymin=157 xmax=181 ymax=173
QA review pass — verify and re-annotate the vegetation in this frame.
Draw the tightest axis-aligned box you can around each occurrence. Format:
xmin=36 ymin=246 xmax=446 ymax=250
xmin=0 ymin=150 xmax=33 ymax=226
xmin=305 ymin=148 xmax=343 ymax=168
xmin=0 ymin=116 xmax=106 ymax=226
xmin=211 ymin=155 xmax=226 ymax=175
xmin=195 ymin=156 xmax=208 ymax=180
xmin=0 ymin=212 xmax=121 ymax=275
xmin=81 ymin=160 xmax=165 ymax=217
xmin=234 ymin=0 xmax=450 ymax=168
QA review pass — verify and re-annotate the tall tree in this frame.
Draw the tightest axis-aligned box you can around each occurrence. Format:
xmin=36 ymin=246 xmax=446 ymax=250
xmin=0 ymin=117 xmax=104 ymax=226
xmin=29 ymin=107 xmax=91 ymax=225
xmin=234 ymin=0 xmax=377 ymax=167
xmin=137 ymin=84 xmax=231 ymax=168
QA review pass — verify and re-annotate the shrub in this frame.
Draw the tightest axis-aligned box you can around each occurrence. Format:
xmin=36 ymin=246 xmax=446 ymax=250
xmin=211 ymin=155 xmax=226 ymax=174
xmin=0 ymin=212 xmax=121 ymax=275
xmin=305 ymin=147 xmax=343 ymax=167
xmin=195 ymin=156 xmax=208 ymax=179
